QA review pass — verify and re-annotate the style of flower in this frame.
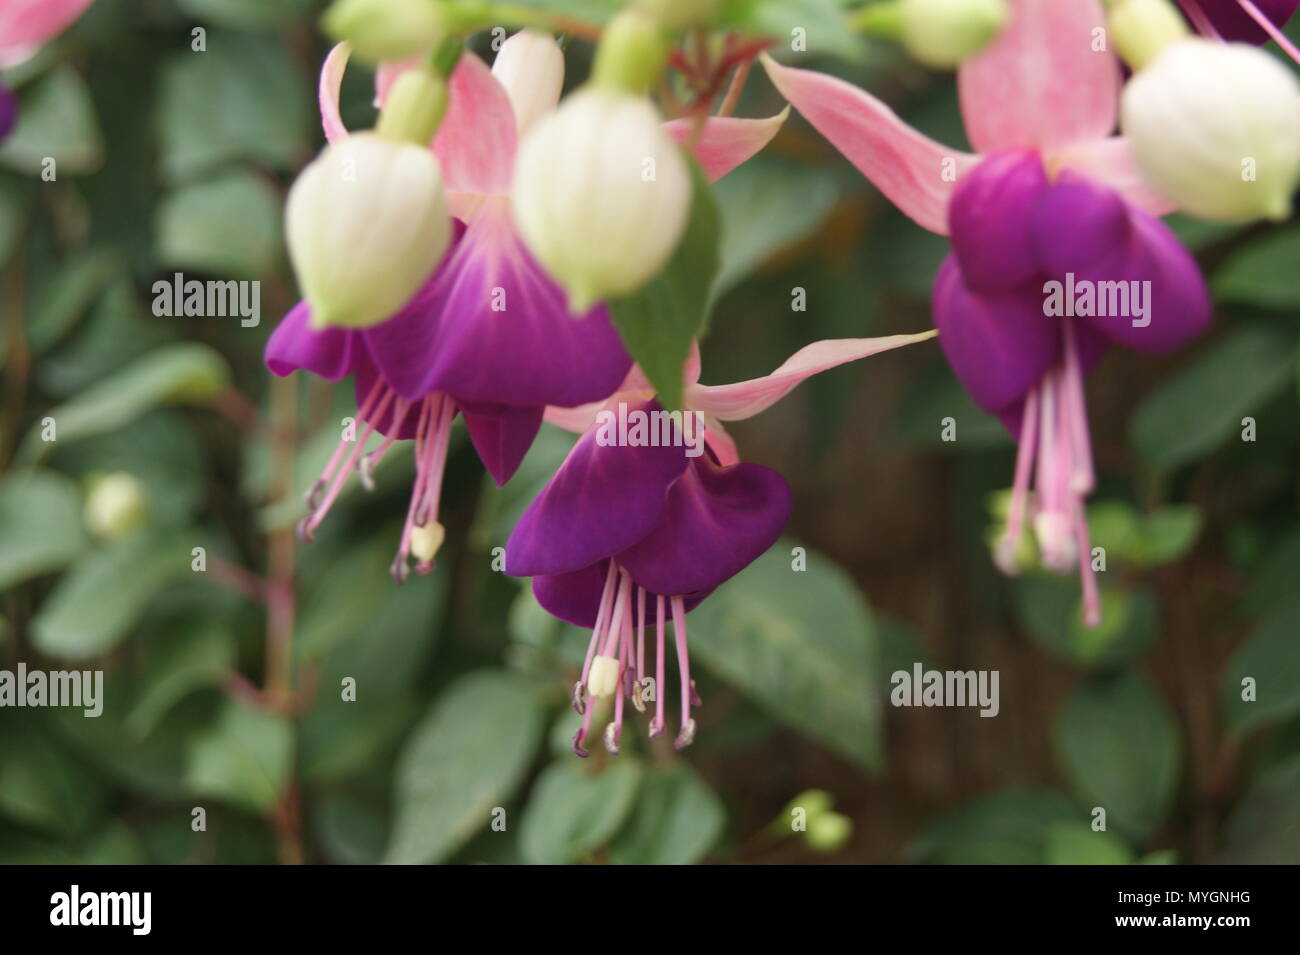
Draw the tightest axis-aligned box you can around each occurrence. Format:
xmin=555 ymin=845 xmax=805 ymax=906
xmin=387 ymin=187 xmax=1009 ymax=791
xmin=505 ymin=333 xmax=934 ymax=755
xmin=763 ymin=0 xmax=1212 ymax=625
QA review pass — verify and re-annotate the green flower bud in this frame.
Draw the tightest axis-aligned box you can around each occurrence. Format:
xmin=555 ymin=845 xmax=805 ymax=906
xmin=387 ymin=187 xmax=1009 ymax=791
xmin=636 ymin=0 xmax=719 ymax=29
xmin=591 ymin=8 xmax=669 ymax=96
xmin=900 ymin=0 xmax=1010 ymax=70
xmin=323 ymin=0 xmax=448 ymax=64
xmin=1108 ymin=0 xmax=1189 ymax=71
xmin=1122 ymin=39 xmax=1300 ymax=223
xmin=805 ymin=811 xmax=853 ymax=853
xmin=376 ymin=66 xmax=449 ymax=146
xmin=84 ymin=472 xmax=147 ymax=541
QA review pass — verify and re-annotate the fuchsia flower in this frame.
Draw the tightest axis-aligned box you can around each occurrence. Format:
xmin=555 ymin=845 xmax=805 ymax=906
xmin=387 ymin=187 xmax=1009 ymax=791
xmin=763 ymin=0 xmax=1212 ymax=625
xmin=0 ymin=82 xmax=15 ymax=140
xmin=267 ymin=34 xmax=787 ymax=580
xmin=505 ymin=332 xmax=934 ymax=754
xmin=0 ymin=0 xmax=93 ymax=67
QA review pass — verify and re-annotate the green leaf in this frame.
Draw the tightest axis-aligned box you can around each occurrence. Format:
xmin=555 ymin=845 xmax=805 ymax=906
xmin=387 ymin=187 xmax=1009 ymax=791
xmin=176 ymin=0 xmax=314 ymax=31
xmin=383 ymin=670 xmax=544 ymax=864
xmin=712 ymin=154 xmax=836 ymax=296
xmin=1218 ymin=754 xmax=1300 ymax=863
xmin=718 ymin=0 xmax=865 ymax=60
xmin=126 ymin=621 xmax=235 ymax=738
xmin=519 ymin=759 xmax=644 ymax=865
xmin=1130 ymin=326 xmax=1296 ymax=470
xmin=1087 ymin=501 xmax=1202 ymax=568
xmin=30 ymin=530 xmax=193 ymax=661
xmin=1212 ymin=226 xmax=1300 ymax=310
xmin=25 ymin=248 xmax=123 ymax=356
xmin=186 ymin=699 xmax=293 ymax=814
xmin=157 ymin=170 xmax=282 ymax=278
xmin=686 ymin=538 xmax=883 ymax=769
xmin=0 ymin=67 xmax=103 ymax=175
xmin=1220 ymin=599 xmax=1300 ymax=736
xmin=607 ymin=161 xmax=720 ymax=411
xmin=0 ymin=723 xmax=107 ymax=835
xmin=19 ymin=343 xmax=230 ymax=463
xmin=1053 ymin=670 xmax=1181 ymax=841
xmin=0 ymin=470 xmax=87 ymax=589
xmin=1044 ymin=823 xmax=1135 ymax=865
xmin=908 ymin=788 xmax=1081 ymax=864
xmin=158 ymin=32 xmax=309 ymax=179
xmin=609 ymin=764 xmax=725 ymax=864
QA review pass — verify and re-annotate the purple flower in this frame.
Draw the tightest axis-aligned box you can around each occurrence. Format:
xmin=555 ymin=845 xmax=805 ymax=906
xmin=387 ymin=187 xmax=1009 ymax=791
xmin=764 ymin=0 xmax=1213 ymax=626
xmin=506 ymin=334 xmax=934 ymax=755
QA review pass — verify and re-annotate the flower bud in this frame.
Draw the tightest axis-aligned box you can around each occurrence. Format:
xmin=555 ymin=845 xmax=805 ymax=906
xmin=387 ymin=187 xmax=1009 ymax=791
xmin=512 ymin=88 xmax=691 ymax=314
xmin=1108 ymin=0 xmax=1190 ymax=70
xmin=286 ymin=131 xmax=451 ymax=330
xmin=491 ymin=30 xmax=565 ymax=134
xmin=591 ymin=8 xmax=668 ymax=96
xmin=636 ymin=0 xmax=719 ymax=29
xmin=805 ymin=811 xmax=853 ymax=853
xmin=899 ymin=0 xmax=1010 ymax=70
xmin=1121 ymin=39 xmax=1300 ymax=222
xmin=587 ymin=654 xmax=621 ymax=699
xmin=323 ymin=0 xmax=447 ymax=63
xmin=84 ymin=472 xmax=147 ymax=541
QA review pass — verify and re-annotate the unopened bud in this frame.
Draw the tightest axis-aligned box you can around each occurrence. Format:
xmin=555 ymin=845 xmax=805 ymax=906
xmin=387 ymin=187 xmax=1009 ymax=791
xmin=1108 ymin=0 xmax=1190 ymax=70
xmin=286 ymin=132 xmax=451 ymax=330
xmin=84 ymin=472 xmax=147 ymax=541
xmin=591 ymin=8 xmax=668 ymax=96
xmin=491 ymin=30 xmax=565 ymax=134
xmin=899 ymin=0 xmax=1010 ymax=70
xmin=587 ymin=654 xmax=621 ymax=699
xmin=1121 ymin=39 xmax=1300 ymax=222
xmin=636 ymin=0 xmax=719 ymax=29
xmin=323 ymin=0 xmax=448 ymax=64
xmin=806 ymin=811 xmax=853 ymax=853
xmin=512 ymin=88 xmax=691 ymax=313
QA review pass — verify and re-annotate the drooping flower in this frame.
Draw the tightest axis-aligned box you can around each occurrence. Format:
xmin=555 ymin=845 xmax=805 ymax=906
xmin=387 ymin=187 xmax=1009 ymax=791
xmin=268 ymin=31 xmax=786 ymax=578
xmin=764 ymin=0 xmax=1212 ymax=625
xmin=506 ymin=333 xmax=935 ymax=755
xmin=0 ymin=0 xmax=94 ymax=67
xmin=1122 ymin=38 xmax=1300 ymax=222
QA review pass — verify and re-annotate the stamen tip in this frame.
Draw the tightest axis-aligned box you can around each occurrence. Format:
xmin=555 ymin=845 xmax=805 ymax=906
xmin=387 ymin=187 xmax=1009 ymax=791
xmin=571 ymin=681 xmax=587 ymax=715
xmin=603 ymin=722 xmax=620 ymax=755
xmin=673 ymin=719 xmax=696 ymax=751
xmin=570 ymin=729 xmax=589 ymax=759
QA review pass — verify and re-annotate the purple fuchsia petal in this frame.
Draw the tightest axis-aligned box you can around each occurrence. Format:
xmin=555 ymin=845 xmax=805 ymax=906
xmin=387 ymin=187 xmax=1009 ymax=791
xmin=367 ymin=203 xmax=632 ymax=409
xmin=933 ymin=255 xmax=1062 ymax=414
xmin=1192 ymin=0 xmax=1299 ymax=43
xmin=505 ymin=407 xmax=693 ymax=578
xmin=948 ymin=150 xmax=1051 ymax=294
xmin=1054 ymin=137 xmax=1178 ymax=217
xmin=351 ymin=346 xmax=426 ymax=439
xmin=993 ymin=321 xmax=1110 ymax=435
xmin=264 ymin=301 xmax=358 ymax=381
xmin=615 ymin=455 xmax=791 ymax=599
xmin=532 ymin=560 xmax=711 ymax=628
xmin=958 ymin=0 xmax=1120 ymax=155
xmin=1031 ymin=174 xmax=1211 ymax=353
xmin=0 ymin=82 xmax=17 ymax=141
xmin=460 ymin=401 xmax=545 ymax=487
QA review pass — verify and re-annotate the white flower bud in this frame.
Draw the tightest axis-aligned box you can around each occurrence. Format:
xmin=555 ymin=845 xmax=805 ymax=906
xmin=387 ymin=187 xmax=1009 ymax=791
xmin=84 ymin=472 xmax=147 ymax=541
xmin=512 ymin=88 xmax=690 ymax=313
xmin=286 ymin=132 xmax=451 ymax=330
xmin=492 ymin=30 xmax=565 ymax=134
xmin=1122 ymin=39 xmax=1300 ymax=223
xmin=587 ymin=654 xmax=621 ymax=699
xmin=900 ymin=0 xmax=1009 ymax=70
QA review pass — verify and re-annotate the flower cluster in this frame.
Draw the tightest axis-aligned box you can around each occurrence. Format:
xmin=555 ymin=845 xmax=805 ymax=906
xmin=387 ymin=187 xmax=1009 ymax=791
xmin=266 ymin=0 xmax=1297 ymax=753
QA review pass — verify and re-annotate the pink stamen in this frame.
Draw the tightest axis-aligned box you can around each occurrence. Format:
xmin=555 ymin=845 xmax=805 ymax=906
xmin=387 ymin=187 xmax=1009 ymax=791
xmin=306 ymin=378 xmax=385 ymax=510
xmin=1180 ymin=0 xmax=1223 ymax=37
xmin=1238 ymin=0 xmax=1300 ymax=65
xmin=300 ymin=388 xmax=395 ymax=540
xmin=997 ymin=389 xmax=1040 ymax=574
xmin=577 ymin=561 xmax=620 ymax=698
xmin=651 ymin=594 xmax=666 ymax=738
xmin=671 ymin=596 xmax=696 ymax=750
xmin=1074 ymin=503 xmax=1102 ymax=629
